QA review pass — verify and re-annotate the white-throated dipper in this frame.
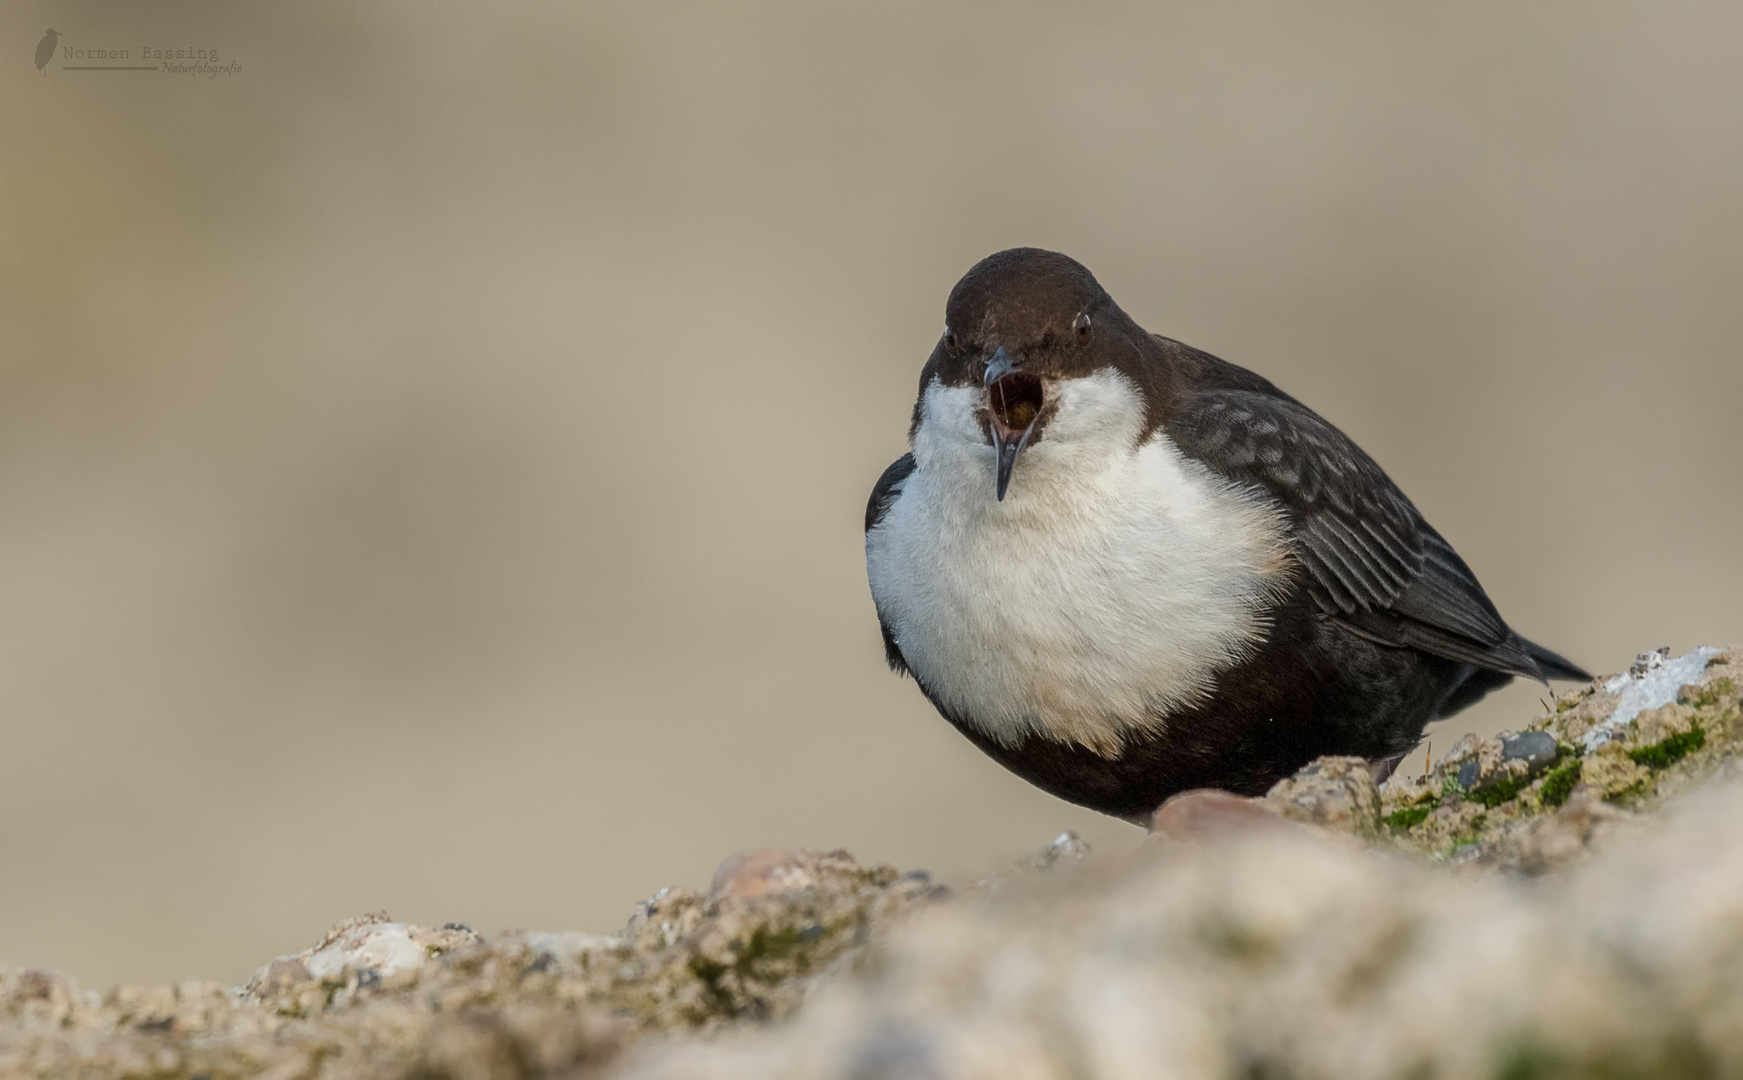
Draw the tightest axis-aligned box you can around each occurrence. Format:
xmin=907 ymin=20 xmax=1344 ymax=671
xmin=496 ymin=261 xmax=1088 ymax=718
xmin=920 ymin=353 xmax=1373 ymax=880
xmin=865 ymin=248 xmax=1587 ymax=822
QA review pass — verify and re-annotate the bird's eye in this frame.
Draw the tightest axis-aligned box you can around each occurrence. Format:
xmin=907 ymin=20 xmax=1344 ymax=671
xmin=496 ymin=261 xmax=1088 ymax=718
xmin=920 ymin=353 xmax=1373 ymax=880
xmin=944 ymin=327 xmax=957 ymax=350
xmin=1073 ymin=312 xmax=1092 ymax=336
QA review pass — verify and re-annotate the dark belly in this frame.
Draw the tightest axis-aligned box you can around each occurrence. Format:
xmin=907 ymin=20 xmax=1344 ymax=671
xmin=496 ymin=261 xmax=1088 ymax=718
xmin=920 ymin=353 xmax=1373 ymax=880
xmin=928 ymin=591 xmax=1487 ymax=821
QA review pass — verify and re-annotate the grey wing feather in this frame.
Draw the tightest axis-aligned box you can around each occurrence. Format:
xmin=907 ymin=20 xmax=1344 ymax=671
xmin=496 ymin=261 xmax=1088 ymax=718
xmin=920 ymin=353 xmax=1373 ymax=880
xmin=1166 ymin=390 xmax=1542 ymax=679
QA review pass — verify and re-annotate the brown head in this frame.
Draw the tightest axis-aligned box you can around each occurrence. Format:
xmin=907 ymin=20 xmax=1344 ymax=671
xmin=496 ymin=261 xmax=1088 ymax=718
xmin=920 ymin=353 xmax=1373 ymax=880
xmin=919 ymin=248 xmax=1168 ymax=500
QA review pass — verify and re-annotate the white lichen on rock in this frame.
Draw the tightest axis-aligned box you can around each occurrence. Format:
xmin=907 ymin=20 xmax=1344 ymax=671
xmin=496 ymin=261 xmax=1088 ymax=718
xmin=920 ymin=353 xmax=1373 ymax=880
xmin=1585 ymin=645 xmax=1720 ymax=748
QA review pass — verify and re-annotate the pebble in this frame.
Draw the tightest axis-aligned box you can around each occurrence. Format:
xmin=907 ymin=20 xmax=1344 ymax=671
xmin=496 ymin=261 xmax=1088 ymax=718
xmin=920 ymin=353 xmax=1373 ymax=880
xmin=1501 ymin=731 xmax=1560 ymax=772
xmin=1151 ymin=789 xmax=1292 ymax=839
xmin=1264 ymin=756 xmax=1384 ymax=836
xmin=709 ymin=848 xmax=821 ymax=902
xmin=257 ymin=959 xmax=312 ymax=989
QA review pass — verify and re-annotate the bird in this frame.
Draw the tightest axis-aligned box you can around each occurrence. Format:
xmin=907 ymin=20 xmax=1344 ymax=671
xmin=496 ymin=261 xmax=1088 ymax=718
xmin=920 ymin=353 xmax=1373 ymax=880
xmin=864 ymin=248 xmax=1588 ymax=823
xmin=35 ymin=29 xmax=59 ymax=75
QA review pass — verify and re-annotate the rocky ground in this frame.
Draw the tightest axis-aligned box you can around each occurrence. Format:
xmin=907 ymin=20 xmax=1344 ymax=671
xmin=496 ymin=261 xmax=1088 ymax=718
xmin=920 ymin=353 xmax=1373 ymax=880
xmin=3 ymin=646 xmax=1740 ymax=1080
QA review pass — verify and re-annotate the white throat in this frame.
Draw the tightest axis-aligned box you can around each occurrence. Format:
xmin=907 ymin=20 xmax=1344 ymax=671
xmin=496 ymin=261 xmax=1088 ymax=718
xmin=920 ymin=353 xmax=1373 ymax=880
xmin=866 ymin=369 xmax=1291 ymax=756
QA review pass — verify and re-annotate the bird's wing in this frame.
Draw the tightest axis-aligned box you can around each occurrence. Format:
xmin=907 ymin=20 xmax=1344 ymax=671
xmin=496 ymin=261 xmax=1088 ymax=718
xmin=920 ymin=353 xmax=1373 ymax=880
xmin=865 ymin=453 xmax=916 ymax=533
xmin=1165 ymin=389 xmax=1542 ymax=678
xmin=865 ymin=453 xmax=917 ymax=673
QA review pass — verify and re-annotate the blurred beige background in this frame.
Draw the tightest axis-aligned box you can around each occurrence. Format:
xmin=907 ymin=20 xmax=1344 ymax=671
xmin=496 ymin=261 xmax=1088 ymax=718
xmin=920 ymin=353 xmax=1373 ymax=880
xmin=1 ymin=1 xmax=1739 ymax=988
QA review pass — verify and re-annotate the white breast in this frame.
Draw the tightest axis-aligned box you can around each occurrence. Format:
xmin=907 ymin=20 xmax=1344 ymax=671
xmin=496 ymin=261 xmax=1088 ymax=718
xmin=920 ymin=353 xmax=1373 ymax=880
xmin=865 ymin=370 xmax=1292 ymax=757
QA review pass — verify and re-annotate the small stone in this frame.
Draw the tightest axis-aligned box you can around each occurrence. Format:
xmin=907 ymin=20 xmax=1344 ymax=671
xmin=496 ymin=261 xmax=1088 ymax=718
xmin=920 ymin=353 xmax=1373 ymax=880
xmin=1447 ymin=843 xmax=1483 ymax=865
xmin=1635 ymin=702 xmax=1696 ymax=747
xmin=300 ymin=920 xmax=430 ymax=981
xmin=1458 ymin=759 xmax=1482 ymax=789
xmin=1265 ymin=756 xmax=1383 ymax=836
xmin=1435 ymin=733 xmax=1481 ymax=774
xmin=258 ymin=959 xmax=312 ymax=990
xmin=1016 ymin=831 xmax=1094 ymax=870
xmin=1152 ymin=789 xmax=1293 ymax=839
xmin=708 ymin=848 xmax=861 ymax=902
xmin=622 ymin=887 xmax=708 ymax=952
xmin=710 ymin=848 xmax=819 ymax=901
xmin=1501 ymin=730 xmax=1560 ymax=772
xmin=6 ymin=969 xmax=75 ymax=1027
xmin=1629 ymin=647 xmax=1671 ymax=678
xmin=13 ymin=970 xmax=59 ymax=1001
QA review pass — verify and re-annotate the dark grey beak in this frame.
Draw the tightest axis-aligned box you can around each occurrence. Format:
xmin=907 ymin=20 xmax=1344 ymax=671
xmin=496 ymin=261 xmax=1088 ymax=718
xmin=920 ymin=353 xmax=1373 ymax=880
xmin=984 ymin=348 xmax=1044 ymax=502
xmin=992 ymin=415 xmax=1035 ymax=502
xmin=983 ymin=347 xmax=1016 ymax=387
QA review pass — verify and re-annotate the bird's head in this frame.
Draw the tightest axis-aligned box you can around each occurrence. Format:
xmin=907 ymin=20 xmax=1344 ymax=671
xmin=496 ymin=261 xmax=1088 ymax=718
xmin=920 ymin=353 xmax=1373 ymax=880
xmin=45 ymin=28 xmax=59 ymax=38
xmin=924 ymin=248 xmax=1153 ymax=501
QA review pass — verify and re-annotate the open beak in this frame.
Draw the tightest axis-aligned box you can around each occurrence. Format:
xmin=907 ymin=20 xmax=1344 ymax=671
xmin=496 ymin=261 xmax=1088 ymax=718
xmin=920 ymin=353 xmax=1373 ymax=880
xmin=983 ymin=348 xmax=1045 ymax=501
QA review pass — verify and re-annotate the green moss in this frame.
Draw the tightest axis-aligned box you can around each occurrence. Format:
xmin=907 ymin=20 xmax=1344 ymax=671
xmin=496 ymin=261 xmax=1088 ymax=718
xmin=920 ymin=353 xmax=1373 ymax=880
xmin=1538 ymin=758 xmax=1582 ymax=808
xmin=1198 ymin=921 xmax=1279 ymax=965
xmin=1441 ymin=775 xmax=1464 ymax=799
xmin=1629 ymin=724 xmax=1706 ymax=770
xmin=741 ymin=925 xmax=808 ymax=966
xmin=1384 ymin=803 xmax=1435 ymax=832
xmin=1495 ymin=1042 xmax=1567 ymax=1080
xmin=1555 ymin=687 xmax=1594 ymax=712
xmin=1600 ymin=761 xmax=1655 ymax=803
xmin=1469 ymin=771 xmax=1535 ymax=809
xmin=1494 ymin=1034 xmax=1714 ymax=1079
xmin=686 ymin=954 xmax=730 ymax=1010
xmin=1460 ymin=743 xmax=1585 ymax=810
xmin=684 ymin=924 xmax=832 ymax=1021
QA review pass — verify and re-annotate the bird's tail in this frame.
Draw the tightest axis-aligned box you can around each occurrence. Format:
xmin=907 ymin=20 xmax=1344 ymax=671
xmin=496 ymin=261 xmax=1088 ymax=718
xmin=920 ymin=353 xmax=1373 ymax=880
xmin=1520 ymin=636 xmax=1591 ymax=683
